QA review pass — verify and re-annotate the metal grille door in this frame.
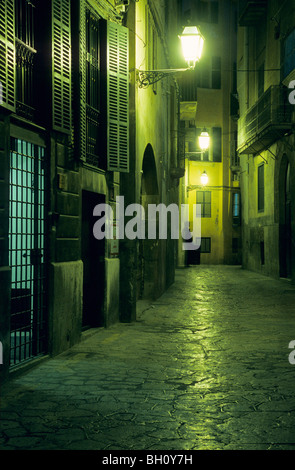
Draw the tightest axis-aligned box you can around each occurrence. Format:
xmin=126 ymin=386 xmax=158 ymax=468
xmin=9 ymin=138 xmax=47 ymax=367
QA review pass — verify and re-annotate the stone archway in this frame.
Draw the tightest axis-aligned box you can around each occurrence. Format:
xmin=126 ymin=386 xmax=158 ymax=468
xmin=137 ymin=144 xmax=160 ymax=300
xmin=279 ymin=154 xmax=293 ymax=279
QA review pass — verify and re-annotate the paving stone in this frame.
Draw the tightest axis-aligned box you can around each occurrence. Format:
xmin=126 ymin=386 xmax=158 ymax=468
xmin=1 ymin=266 xmax=295 ymax=450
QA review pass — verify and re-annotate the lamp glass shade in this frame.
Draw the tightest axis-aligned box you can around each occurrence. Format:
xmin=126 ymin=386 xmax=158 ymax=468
xmin=198 ymin=131 xmax=210 ymax=150
xmin=201 ymin=171 xmax=208 ymax=186
xmin=179 ymin=26 xmax=204 ymax=66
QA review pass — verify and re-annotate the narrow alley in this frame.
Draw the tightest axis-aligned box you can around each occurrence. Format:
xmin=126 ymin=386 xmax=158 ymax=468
xmin=1 ymin=265 xmax=295 ymax=451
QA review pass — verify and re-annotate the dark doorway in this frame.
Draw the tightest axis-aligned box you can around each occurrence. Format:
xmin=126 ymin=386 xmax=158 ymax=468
xmin=280 ymin=161 xmax=292 ymax=278
xmin=82 ymin=191 xmax=105 ymax=328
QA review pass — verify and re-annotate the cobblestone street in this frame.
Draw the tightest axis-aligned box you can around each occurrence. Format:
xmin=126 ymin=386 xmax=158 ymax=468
xmin=1 ymin=266 xmax=295 ymax=451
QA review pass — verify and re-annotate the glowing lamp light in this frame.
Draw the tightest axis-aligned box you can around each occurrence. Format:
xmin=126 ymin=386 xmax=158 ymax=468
xmin=198 ymin=130 xmax=210 ymax=151
xmin=201 ymin=171 xmax=209 ymax=186
xmin=138 ymin=26 xmax=205 ymax=88
xmin=179 ymin=26 xmax=204 ymax=68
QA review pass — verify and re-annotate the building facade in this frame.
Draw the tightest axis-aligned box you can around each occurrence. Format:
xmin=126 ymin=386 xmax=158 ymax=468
xmin=0 ymin=0 xmax=182 ymax=382
xmin=178 ymin=0 xmax=241 ymax=266
xmin=237 ymin=0 xmax=295 ymax=281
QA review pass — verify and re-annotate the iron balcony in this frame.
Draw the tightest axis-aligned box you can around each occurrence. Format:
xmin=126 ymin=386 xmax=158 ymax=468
xmin=237 ymin=85 xmax=293 ymax=155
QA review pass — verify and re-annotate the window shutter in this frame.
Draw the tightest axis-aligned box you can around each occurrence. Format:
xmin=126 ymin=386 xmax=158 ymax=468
xmin=0 ymin=0 xmax=15 ymax=112
xmin=52 ymin=0 xmax=72 ymax=134
xmin=107 ymin=21 xmax=129 ymax=172
xmin=79 ymin=0 xmax=87 ymax=160
xmin=212 ymin=127 xmax=222 ymax=162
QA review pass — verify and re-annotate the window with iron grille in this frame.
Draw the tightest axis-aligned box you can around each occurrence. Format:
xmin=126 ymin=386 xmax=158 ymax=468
xmin=85 ymin=8 xmax=100 ymax=166
xmin=76 ymin=0 xmax=100 ymax=165
xmin=78 ymin=12 xmax=129 ymax=171
xmin=86 ymin=9 xmax=100 ymax=111
xmin=196 ymin=191 xmax=211 ymax=218
xmin=15 ymin=0 xmax=35 ymax=47
xmin=15 ymin=0 xmax=36 ymax=121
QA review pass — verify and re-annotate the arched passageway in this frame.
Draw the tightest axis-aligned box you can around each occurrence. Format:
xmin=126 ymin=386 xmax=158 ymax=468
xmin=137 ymin=144 xmax=160 ymax=300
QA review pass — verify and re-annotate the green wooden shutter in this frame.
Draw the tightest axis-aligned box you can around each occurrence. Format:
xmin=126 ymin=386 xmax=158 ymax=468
xmin=79 ymin=0 xmax=87 ymax=160
xmin=52 ymin=0 xmax=72 ymax=134
xmin=107 ymin=21 xmax=129 ymax=173
xmin=0 ymin=0 xmax=15 ymax=112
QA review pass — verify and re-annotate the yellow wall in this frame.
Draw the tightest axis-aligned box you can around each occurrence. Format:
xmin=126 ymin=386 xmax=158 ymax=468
xmin=187 ymin=160 xmax=224 ymax=263
xmin=178 ymin=0 xmax=241 ymax=266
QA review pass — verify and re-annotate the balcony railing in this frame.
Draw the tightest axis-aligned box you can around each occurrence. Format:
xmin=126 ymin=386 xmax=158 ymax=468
xmin=237 ymin=86 xmax=293 ymax=155
xmin=238 ymin=0 xmax=268 ymax=26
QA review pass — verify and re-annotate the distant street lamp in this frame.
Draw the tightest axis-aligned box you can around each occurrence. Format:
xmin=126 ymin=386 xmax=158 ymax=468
xmin=198 ymin=129 xmax=210 ymax=151
xmin=200 ymin=171 xmax=208 ymax=186
xmin=185 ymin=128 xmax=210 ymax=166
xmin=137 ymin=26 xmax=204 ymax=88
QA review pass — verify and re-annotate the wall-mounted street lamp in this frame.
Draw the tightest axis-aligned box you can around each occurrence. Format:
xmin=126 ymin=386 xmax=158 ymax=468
xmin=179 ymin=26 xmax=205 ymax=68
xmin=137 ymin=26 xmax=204 ymax=89
xmin=200 ymin=170 xmax=208 ymax=186
xmin=198 ymin=129 xmax=210 ymax=151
